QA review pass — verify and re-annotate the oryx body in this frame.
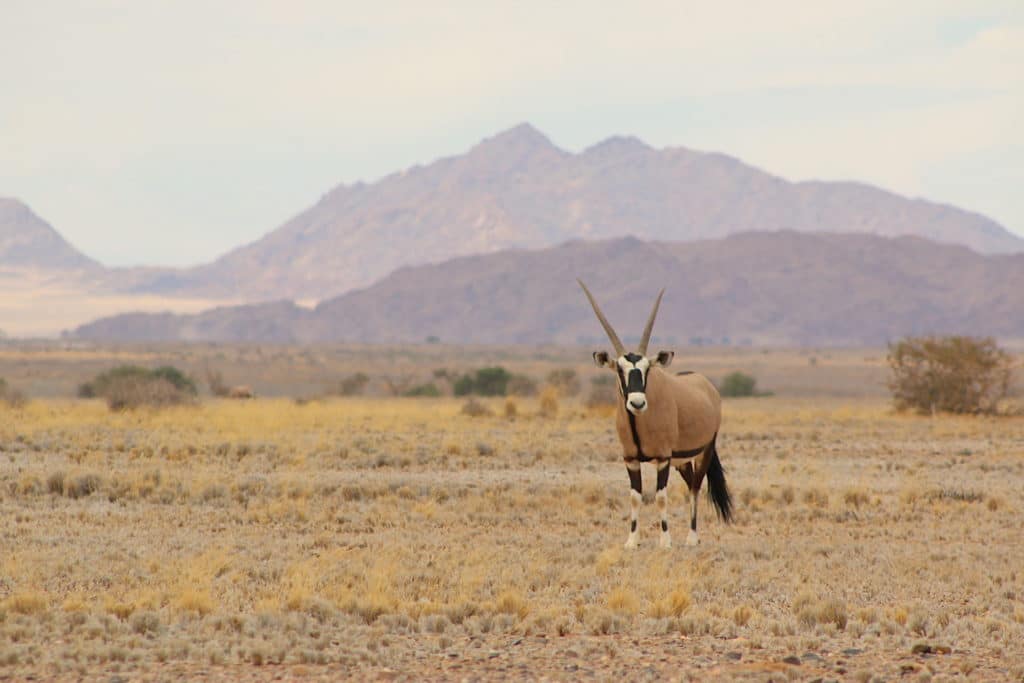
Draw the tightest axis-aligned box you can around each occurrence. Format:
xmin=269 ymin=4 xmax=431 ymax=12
xmin=579 ymin=281 xmax=733 ymax=549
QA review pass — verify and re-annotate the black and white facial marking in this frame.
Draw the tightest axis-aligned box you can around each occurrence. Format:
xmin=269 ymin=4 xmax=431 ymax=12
xmin=617 ymin=353 xmax=651 ymax=415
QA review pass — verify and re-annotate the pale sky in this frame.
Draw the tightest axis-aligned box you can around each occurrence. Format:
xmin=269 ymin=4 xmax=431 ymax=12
xmin=2 ymin=1 xmax=1021 ymax=267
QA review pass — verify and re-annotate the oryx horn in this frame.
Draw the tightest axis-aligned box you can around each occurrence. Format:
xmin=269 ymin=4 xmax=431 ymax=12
xmin=577 ymin=279 xmax=625 ymax=356
xmin=637 ymin=288 xmax=665 ymax=355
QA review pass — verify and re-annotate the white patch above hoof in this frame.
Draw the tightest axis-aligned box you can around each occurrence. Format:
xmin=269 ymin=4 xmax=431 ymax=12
xmin=686 ymin=530 xmax=699 ymax=547
xmin=659 ymin=534 xmax=672 ymax=549
xmin=624 ymin=535 xmax=638 ymax=549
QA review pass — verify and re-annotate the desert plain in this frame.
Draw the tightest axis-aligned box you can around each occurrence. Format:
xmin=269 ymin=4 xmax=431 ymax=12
xmin=1 ymin=343 xmax=1022 ymax=682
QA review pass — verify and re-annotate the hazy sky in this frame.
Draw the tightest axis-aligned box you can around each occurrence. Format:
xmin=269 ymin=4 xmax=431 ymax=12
xmin=2 ymin=1 xmax=1021 ymax=267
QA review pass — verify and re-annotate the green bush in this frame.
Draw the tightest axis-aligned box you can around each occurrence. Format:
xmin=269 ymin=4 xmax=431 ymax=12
xmin=454 ymin=367 xmax=512 ymax=396
xmin=78 ymin=365 xmax=197 ymax=411
xmin=888 ymin=336 xmax=1013 ymax=415
xmin=404 ymin=383 xmax=441 ymax=397
xmin=337 ymin=372 xmax=370 ymax=396
xmin=719 ymin=371 xmax=758 ymax=397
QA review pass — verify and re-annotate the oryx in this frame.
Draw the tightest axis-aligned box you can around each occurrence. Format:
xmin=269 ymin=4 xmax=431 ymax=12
xmin=579 ymin=280 xmax=733 ymax=548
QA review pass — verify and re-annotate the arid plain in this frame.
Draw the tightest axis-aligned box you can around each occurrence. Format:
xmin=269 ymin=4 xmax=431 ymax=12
xmin=1 ymin=344 xmax=1022 ymax=681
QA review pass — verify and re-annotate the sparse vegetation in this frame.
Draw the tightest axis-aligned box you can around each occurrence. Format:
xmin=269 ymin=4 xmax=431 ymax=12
xmin=888 ymin=335 xmax=1013 ymax=414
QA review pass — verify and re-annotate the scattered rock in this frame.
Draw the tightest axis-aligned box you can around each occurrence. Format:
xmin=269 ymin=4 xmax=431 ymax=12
xmin=782 ymin=655 xmax=802 ymax=665
xmin=725 ymin=651 xmax=742 ymax=661
xmin=802 ymin=652 xmax=824 ymax=662
xmin=841 ymin=648 xmax=863 ymax=656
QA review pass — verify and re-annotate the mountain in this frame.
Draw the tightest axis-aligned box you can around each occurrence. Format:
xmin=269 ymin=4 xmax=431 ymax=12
xmin=0 ymin=197 xmax=100 ymax=271
xmin=73 ymin=232 xmax=1024 ymax=346
xmin=125 ymin=123 xmax=1023 ymax=302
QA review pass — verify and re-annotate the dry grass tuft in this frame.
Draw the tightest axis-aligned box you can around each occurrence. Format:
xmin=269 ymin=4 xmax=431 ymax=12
xmin=2 ymin=592 xmax=48 ymax=615
xmin=605 ymin=587 xmax=640 ymax=616
xmin=650 ymin=586 xmax=692 ymax=618
xmin=494 ymin=590 xmax=529 ymax=619
xmin=175 ymin=589 xmax=215 ymax=616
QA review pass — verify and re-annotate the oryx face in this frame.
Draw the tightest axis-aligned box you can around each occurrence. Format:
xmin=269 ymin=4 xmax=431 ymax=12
xmin=593 ymin=350 xmax=675 ymax=415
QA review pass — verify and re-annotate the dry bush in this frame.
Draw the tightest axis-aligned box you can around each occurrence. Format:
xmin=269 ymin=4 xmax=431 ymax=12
xmin=460 ymin=398 xmax=493 ymax=417
xmin=204 ymin=367 xmax=230 ymax=397
xmin=0 ymin=377 xmax=28 ymax=408
xmin=546 ymin=368 xmax=581 ymax=397
xmin=585 ymin=375 xmax=617 ymax=410
xmin=538 ymin=386 xmax=559 ymax=416
xmin=888 ymin=336 xmax=1013 ymax=414
xmin=506 ymin=374 xmax=538 ymax=397
xmin=336 ymin=372 xmax=370 ymax=396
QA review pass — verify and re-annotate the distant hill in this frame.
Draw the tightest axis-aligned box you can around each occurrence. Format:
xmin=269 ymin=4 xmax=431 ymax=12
xmin=73 ymin=232 xmax=1024 ymax=346
xmin=123 ymin=123 xmax=1023 ymax=301
xmin=0 ymin=197 xmax=100 ymax=271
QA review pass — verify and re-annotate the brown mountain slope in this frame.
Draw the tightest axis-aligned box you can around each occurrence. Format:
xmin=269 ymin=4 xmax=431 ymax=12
xmin=0 ymin=197 xmax=100 ymax=271
xmin=125 ymin=124 xmax=1023 ymax=301
xmin=73 ymin=232 xmax=1024 ymax=346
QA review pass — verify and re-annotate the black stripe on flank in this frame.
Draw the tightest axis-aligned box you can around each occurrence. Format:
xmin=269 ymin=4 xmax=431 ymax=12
xmin=676 ymin=371 xmax=694 ymax=375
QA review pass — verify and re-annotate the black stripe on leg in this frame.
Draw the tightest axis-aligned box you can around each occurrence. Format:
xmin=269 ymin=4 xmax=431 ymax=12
xmin=628 ymin=467 xmax=642 ymax=495
xmin=631 ymin=520 xmax=637 ymax=533
xmin=690 ymin=516 xmax=697 ymax=532
xmin=661 ymin=520 xmax=668 ymax=532
xmin=656 ymin=462 xmax=670 ymax=491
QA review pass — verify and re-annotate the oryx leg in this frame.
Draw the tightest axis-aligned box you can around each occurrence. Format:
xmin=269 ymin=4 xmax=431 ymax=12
xmin=655 ymin=459 xmax=671 ymax=549
xmin=624 ymin=459 xmax=642 ymax=548
xmin=676 ymin=462 xmax=699 ymax=547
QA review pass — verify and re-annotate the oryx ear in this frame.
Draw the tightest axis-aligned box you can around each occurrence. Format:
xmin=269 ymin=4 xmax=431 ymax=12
xmin=593 ymin=351 xmax=614 ymax=368
xmin=655 ymin=350 xmax=674 ymax=366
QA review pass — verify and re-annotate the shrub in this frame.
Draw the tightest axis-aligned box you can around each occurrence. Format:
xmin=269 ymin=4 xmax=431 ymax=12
xmin=546 ymin=368 xmax=581 ymax=397
xmin=404 ymin=383 xmax=441 ymax=397
xmin=888 ymin=336 xmax=1013 ymax=414
xmin=337 ymin=372 xmax=370 ymax=396
xmin=719 ymin=371 xmax=758 ymax=397
xmin=585 ymin=375 xmax=617 ymax=409
xmin=454 ymin=367 xmax=512 ymax=396
xmin=460 ymin=398 xmax=493 ymax=417
xmin=507 ymin=374 xmax=538 ymax=397
xmin=0 ymin=378 xmax=27 ymax=408
xmin=204 ymin=367 xmax=230 ymax=397
xmin=78 ymin=365 xmax=196 ymax=410
xmin=539 ymin=386 xmax=560 ymax=417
